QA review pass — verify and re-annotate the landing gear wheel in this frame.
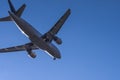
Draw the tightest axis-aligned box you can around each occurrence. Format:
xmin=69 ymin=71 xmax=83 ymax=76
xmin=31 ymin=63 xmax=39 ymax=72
xmin=53 ymin=58 xmax=56 ymax=60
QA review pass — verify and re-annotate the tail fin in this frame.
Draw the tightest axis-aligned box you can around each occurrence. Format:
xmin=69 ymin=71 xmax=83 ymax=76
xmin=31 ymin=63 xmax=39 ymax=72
xmin=8 ymin=0 xmax=16 ymax=13
xmin=0 ymin=0 xmax=26 ymax=21
xmin=8 ymin=0 xmax=26 ymax=17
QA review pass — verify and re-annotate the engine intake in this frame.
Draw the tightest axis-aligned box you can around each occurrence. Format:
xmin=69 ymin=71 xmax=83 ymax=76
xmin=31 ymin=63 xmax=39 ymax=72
xmin=28 ymin=52 xmax=37 ymax=58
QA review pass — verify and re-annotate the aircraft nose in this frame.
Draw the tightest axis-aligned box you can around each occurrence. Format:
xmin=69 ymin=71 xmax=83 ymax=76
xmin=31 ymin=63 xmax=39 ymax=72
xmin=48 ymin=43 xmax=61 ymax=59
xmin=52 ymin=47 xmax=61 ymax=59
xmin=56 ymin=52 xmax=61 ymax=59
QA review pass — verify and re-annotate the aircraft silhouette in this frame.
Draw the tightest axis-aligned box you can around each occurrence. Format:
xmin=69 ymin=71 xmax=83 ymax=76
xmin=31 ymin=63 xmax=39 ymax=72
xmin=0 ymin=0 xmax=71 ymax=60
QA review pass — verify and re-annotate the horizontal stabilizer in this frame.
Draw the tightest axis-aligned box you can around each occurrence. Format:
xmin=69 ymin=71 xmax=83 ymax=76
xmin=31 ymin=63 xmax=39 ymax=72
xmin=16 ymin=4 xmax=26 ymax=17
xmin=0 ymin=16 xmax=11 ymax=21
xmin=0 ymin=0 xmax=26 ymax=22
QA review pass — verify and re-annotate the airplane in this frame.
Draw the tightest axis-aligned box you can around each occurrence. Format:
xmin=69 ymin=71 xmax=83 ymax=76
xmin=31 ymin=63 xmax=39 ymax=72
xmin=0 ymin=0 xmax=71 ymax=60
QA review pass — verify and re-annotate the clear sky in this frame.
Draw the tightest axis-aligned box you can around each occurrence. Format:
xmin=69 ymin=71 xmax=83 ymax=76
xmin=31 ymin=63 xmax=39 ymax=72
xmin=0 ymin=0 xmax=120 ymax=80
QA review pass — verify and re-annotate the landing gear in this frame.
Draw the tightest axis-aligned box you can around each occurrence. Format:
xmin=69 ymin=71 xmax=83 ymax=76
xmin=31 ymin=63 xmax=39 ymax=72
xmin=53 ymin=57 xmax=56 ymax=60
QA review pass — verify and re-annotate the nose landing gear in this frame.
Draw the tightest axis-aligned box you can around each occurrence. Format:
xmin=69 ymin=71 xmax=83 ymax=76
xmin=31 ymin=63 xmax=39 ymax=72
xmin=53 ymin=57 xmax=56 ymax=60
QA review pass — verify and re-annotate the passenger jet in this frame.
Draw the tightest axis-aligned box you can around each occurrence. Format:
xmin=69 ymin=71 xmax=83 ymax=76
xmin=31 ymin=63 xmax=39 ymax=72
xmin=0 ymin=0 xmax=71 ymax=60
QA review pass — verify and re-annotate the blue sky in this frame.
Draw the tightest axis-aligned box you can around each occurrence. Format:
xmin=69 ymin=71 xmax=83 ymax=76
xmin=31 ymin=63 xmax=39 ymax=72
xmin=0 ymin=0 xmax=120 ymax=80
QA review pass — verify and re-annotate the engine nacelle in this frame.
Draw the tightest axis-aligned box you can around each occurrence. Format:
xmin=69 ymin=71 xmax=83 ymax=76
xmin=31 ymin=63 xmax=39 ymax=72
xmin=53 ymin=36 xmax=62 ymax=45
xmin=42 ymin=33 xmax=53 ymax=43
xmin=28 ymin=52 xmax=37 ymax=58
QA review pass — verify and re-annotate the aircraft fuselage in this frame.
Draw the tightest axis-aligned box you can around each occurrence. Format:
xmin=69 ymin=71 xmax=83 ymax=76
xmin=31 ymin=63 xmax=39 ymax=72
xmin=8 ymin=11 xmax=61 ymax=59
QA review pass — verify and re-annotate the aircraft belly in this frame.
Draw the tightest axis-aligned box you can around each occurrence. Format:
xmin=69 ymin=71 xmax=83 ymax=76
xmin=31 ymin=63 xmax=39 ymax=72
xmin=29 ymin=36 xmax=61 ymax=59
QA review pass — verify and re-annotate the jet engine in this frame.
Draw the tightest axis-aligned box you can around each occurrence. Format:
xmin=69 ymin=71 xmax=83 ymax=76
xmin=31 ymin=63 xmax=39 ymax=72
xmin=25 ymin=43 xmax=37 ymax=58
xmin=28 ymin=52 xmax=37 ymax=58
xmin=42 ymin=33 xmax=62 ymax=45
xmin=42 ymin=33 xmax=53 ymax=43
xmin=53 ymin=36 xmax=62 ymax=45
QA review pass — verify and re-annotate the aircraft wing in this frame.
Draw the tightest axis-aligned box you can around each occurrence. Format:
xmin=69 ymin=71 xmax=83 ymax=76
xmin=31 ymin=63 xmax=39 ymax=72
xmin=0 ymin=43 xmax=38 ymax=53
xmin=48 ymin=9 xmax=71 ymax=35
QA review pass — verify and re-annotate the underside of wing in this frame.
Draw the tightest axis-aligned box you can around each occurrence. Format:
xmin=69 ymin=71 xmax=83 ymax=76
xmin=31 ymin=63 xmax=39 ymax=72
xmin=16 ymin=4 xmax=26 ymax=17
xmin=42 ymin=9 xmax=71 ymax=44
xmin=0 ymin=16 xmax=11 ymax=21
xmin=48 ymin=9 xmax=71 ymax=35
xmin=0 ymin=43 xmax=39 ymax=53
